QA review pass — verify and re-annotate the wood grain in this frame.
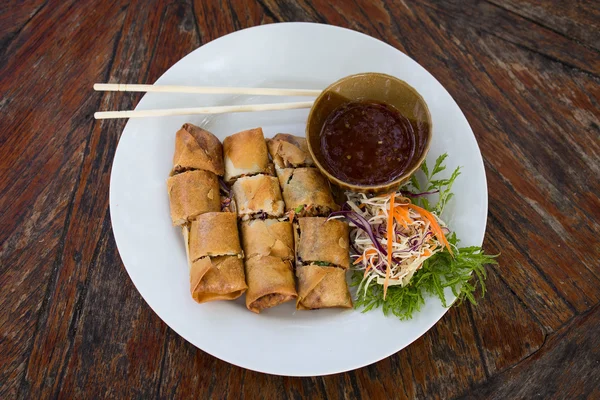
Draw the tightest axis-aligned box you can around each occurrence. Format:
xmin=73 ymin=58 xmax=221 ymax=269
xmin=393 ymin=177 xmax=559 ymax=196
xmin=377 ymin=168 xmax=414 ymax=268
xmin=0 ymin=0 xmax=46 ymax=61
xmin=1 ymin=0 xmax=599 ymax=398
xmin=464 ymin=305 xmax=600 ymax=399
xmin=487 ymin=0 xmax=600 ymax=52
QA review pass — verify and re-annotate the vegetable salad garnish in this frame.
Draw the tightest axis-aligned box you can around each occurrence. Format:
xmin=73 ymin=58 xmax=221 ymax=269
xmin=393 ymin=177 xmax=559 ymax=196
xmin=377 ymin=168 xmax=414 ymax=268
xmin=329 ymin=154 xmax=497 ymax=320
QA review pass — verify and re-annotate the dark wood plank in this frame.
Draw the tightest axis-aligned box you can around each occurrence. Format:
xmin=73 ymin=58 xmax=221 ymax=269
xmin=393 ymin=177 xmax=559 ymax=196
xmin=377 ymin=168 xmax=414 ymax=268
xmin=193 ymin=0 xmax=275 ymax=43
xmin=0 ymin=148 xmax=84 ymax=399
xmin=57 ymin=218 xmax=168 ymax=398
xmin=483 ymin=215 xmax=574 ymax=331
xmin=0 ymin=0 xmax=46 ymax=59
xmin=421 ymin=0 xmax=600 ymax=76
xmin=28 ymin=0 xmax=199 ymax=396
xmin=0 ymin=0 xmax=129 ymax=396
xmin=463 ymin=305 xmax=600 ymax=399
xmin=468 ymin=267 xmax=545 ymax=375
xmin=487 ymin=0 xmax=600 ymax=52
xmin=12 ymin=0 xmax=176 ymax=397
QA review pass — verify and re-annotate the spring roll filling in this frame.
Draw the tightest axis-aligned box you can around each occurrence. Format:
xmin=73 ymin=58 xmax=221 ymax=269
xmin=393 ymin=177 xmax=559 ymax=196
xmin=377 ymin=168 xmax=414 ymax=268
xmin=232 ymin=174 xmax=285 ymax=219
xmin=278 ymin=168 xmax=339 ymax=213
xmin=294 ymin=218 xmax=350 ymax=269
xmin=245 ymin=256 xmax=297 ymax=313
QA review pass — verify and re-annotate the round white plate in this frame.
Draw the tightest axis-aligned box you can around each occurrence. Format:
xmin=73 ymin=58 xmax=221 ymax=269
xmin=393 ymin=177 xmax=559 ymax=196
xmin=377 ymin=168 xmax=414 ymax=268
xmin=110 ymin=22 xmax=487 ymax=376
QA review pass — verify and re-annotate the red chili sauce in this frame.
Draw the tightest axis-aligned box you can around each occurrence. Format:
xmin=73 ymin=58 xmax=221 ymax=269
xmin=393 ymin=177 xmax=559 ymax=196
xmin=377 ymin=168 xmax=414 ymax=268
xmin=320 ymin=101 xmax=417 ymax=185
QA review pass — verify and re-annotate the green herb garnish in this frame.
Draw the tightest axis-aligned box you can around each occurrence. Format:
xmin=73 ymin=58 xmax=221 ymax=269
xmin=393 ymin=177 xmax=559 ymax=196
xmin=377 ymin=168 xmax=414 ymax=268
xmin=350 ymin=153 xmax=497 ymax=320
xmin=352 ymin=234 xmax=496 ymax=320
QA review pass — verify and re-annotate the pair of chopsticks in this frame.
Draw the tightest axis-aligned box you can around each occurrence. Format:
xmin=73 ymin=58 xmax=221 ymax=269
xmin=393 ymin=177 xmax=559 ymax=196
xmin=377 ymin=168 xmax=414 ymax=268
xmin=93 ymin=84 xmax=322 ymax=119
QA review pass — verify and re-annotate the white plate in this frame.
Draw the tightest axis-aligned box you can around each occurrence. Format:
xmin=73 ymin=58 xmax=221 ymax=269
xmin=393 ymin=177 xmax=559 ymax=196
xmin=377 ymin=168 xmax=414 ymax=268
xmin=110 ymin=23 xmax=487 ymax=376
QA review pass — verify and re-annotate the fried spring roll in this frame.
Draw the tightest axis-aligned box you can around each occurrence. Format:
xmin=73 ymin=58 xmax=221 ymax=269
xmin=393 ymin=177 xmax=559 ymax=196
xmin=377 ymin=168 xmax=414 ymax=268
xmin=183 ymin=226 xmax=247 ymax=303
xmin=266 ymin=133 xmax=314 ymax=169
xmin=245 ymin=256 xmax=297 ymax=313
xmin=231 ymin=175 xmax=285 ymax=220
xmin=189 ymin=212 xmax=243 ymax=261
xmin=241 ymin=219 xmax=294 ymax=261
xmin=171 ymin=123 xmax=224 ymax=176
xmin=277 ymin=168 xmax=339 ymax=216
xmin=296 ymin=264 xmax=352 ymax=310
xmin=295 ymin=217 xmax=350 ymax=269
xmin=167 ymin=170 xmax=220 ymax=225
xmin=190 ymin=256 xmax=247 ymax=303
xmin=223 ymin=128 xmax=273 ymax=182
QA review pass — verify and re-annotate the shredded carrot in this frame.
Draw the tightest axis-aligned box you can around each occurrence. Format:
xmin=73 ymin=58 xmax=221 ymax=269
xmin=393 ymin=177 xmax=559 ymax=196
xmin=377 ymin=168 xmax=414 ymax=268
xmin=408 ymin=204 xmax=453 ymax=256
xmin=393 ymin=209 xmax=407 ymax=229
xmin=395 ymin=205 xmax=412 ymax=223
xmin=383 ymin=193 xmax=395 ymax=299
xmin=363 ymin=257 xmax=376 ymax=277
xmin=393 ymin=205 xmax=412 ymax=228
xmin=422 ymin=249 xmax=431 ymax=257
xmin=353 ymin=249 xmax=377 ymax=265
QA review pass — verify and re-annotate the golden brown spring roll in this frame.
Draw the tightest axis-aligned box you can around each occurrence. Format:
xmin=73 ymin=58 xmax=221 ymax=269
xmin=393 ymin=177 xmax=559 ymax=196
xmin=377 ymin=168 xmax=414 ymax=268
xmin=167 ymin=170 xmax=220 ymax=225
xmin=277 ymin=168 xmax=339 ymax=216
xmin=182 ymin=226 xmax=246 ymax=303
xmin=189 ymin=212 xmax=243 ymax=261
xmin=171 ymin=123 xmax=224 ymax=176
xmin=296 ymin=264 xmax=352 ymax=310
xmin=267 ymin=133 xmax=314 ymax=169
xmin=245 ymin=256 xmax=297 ymax=313
xmin=189 ymin=256 xmax=247 ymax=303
xmin=231 ymin=174 xmax=285 ymax=220
xmin=296 ymin=217 xmax=350 ymax=269
xmin=223 ymin=128 xmax=273 ymax=182
xmin=240 ymin=219 xmax=294 ymax=261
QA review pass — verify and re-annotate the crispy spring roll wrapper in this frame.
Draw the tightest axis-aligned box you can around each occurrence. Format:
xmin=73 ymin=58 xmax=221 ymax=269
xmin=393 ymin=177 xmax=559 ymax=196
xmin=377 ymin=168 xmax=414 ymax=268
xmin=167 ymin=170 xmax=220 ymax=225
xmin=245 ymin=256 xmax=297 ymax=313
xmin=171 ymin=123 xmax=224 ymax=176
xmin=240 ymin=219 xmax=294 ymax=260
xmin=182 ymin=226 xmax=247 ymax=303
xmin=267 ymin=133 xmax=314 ymax=169
xmin=296 ymin=264 xmax=352 ymax=310
xmin=189 ymin=212 xmax=243 ymax=261
xmin=190 ymin=256 xmax=247 ymax=303
xmin=231 ymin=175 xmax=285 ymax=220
xmin=277 ymin=168 xmax=339 ymax=216
xmin=223 ymin=128 xmax=272 ymax=182
xmin=296 ymin=217 xmax=350 ymax=269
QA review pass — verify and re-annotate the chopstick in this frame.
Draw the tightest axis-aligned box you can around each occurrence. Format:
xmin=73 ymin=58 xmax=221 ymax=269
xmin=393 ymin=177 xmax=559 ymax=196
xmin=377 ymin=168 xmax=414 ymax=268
xmin=94 ymin=83 xmax=322 ymax=97
xmin=93 ymin=101 xmax=315 ymax=119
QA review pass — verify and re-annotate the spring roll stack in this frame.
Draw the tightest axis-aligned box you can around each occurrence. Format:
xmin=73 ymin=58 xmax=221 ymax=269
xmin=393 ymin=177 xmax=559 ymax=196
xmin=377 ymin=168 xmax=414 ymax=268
xmin=267 ymin=134 xmax=352 ymax=309
xmin=167 ymin=123 xmax=247 ymax=303
xmin=225 ymin=128 xmax=297 ymax=313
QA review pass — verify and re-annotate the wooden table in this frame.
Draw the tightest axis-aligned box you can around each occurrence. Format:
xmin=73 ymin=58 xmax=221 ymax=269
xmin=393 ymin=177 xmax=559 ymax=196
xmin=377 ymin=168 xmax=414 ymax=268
xmin=1 ymin=0 xmax=599 ymax=398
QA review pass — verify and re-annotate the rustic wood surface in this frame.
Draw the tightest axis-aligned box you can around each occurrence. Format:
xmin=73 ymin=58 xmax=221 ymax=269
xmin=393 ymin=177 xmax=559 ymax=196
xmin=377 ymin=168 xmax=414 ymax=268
xmin=1 ymin=0 xmax=598 ymax=398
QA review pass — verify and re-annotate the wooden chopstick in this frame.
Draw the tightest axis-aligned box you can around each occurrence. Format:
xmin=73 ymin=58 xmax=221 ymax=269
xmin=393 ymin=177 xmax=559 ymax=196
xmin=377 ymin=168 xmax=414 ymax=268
xmin=93 ymin=101 xmax=315 ymax=119
xmin=94 ymin=83 xmax=322 ymax=97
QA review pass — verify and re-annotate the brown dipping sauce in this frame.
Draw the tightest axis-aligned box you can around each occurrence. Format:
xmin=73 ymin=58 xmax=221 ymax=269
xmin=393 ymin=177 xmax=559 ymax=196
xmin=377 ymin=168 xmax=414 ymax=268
xmin=320 ymin=101 xmax=418 ymax=185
